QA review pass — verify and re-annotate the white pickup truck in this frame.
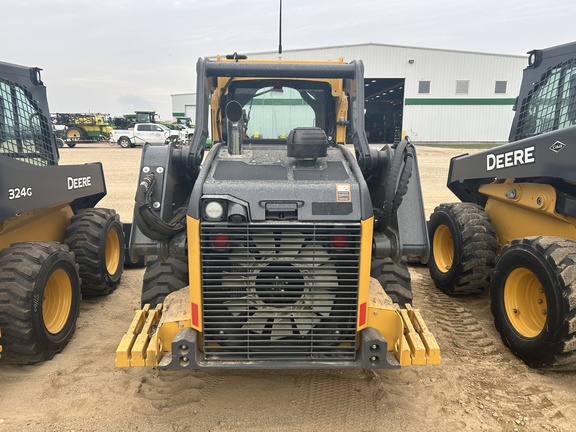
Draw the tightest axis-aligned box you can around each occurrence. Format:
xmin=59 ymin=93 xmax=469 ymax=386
xmin=110 ymin=123 xmax=174 ymax=148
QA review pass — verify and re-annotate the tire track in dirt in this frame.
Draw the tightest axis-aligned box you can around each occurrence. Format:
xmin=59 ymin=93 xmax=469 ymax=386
xmin=410 ymin=266 xmax=574 ymax=431
xmin=302 ymin=370 xmax=380 ymax=429
xmin=130 ymin=370 xmax=206 ymax=417
xmin=410 ymin=266 xmax=500 ymax=360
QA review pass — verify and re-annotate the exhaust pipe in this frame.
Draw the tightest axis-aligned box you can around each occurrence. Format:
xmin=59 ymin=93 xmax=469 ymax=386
xmin=226 ymin=100 xmax=243 ymax=155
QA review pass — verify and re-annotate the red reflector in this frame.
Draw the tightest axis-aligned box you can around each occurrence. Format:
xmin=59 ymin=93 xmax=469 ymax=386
xmin=331 ymin=235 xmax=349 ymax=248
xmin=213 ymin=234 xmax=230 ymax=248
xmin=358 ymin=302 xmax=367 ymax=327
xmin=191 ymin=302 xmax=199 ymax=327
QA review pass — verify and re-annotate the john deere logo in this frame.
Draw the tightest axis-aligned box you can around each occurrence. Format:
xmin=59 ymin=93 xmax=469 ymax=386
xmin=550 ymin=141 xmax=566 ymax=153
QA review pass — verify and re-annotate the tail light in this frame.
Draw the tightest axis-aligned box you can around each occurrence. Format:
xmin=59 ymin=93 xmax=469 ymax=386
xmin=331 ymin=236 xmax=349 ymax=248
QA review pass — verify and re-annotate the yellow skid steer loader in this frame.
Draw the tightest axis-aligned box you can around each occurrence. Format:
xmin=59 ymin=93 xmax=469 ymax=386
xmin=117 ymin=55 xmax=440 ymax=369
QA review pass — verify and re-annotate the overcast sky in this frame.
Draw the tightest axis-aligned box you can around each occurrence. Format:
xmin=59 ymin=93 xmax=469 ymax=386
xmin=1 ymin=0 xmax=574 ymax=120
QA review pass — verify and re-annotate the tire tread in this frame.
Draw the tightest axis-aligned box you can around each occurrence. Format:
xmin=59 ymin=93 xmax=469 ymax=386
xmin=65 ymin=208 xmax=124 ymax=296
xmin=492 ymin=236 xmax=576 ymax=369
xmin=0 ymin=242 xmax=80 ymax=364
xmin=429 ymin=202 xmax=497 ymax=294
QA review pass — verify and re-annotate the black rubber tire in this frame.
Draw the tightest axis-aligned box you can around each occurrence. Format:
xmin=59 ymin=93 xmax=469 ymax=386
xmin=141 ymin=256 xmax=189 ymax=308
xmin=428 ymin=202 xmax=497 ymax=295
xmin=370 ymin=258 xmax=412 ymax=307
xmin=490 ymin=236 xmax=576 ymax=370
xmin=0 ymin=242 xmax=81 ymax=364
xmin=65 ymin=208 xmax=125 ymax=297
xmin=66 ymin=141 xmax=77 ymax=148
xmin=118 ymin=137 xmax=131 ymax=148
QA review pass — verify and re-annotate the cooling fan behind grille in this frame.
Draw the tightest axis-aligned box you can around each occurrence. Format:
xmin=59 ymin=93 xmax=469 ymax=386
xmin=206 ymin=231 xmax=350 ymax=342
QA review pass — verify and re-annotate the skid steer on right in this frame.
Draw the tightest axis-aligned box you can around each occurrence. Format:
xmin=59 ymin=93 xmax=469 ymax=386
xmin=427 ymin=41 xmax=576 ymax=369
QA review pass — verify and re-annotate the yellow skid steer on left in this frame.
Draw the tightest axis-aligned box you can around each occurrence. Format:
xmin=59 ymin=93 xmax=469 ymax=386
xmin=0 ymin=60 xmax=125 ymax=365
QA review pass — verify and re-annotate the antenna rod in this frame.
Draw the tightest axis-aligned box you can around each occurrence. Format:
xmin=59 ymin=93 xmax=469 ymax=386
xmin=278 ymin=0 xmax=283 ymax=58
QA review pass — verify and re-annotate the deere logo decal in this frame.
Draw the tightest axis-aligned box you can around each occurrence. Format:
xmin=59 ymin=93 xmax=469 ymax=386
xmin=550 ymin=141 xmax=566 ymax=153
xmin=486 ymin=146 xmax=535 ymax=172
xmin=67 ymin=176 xmax=92 ymax=190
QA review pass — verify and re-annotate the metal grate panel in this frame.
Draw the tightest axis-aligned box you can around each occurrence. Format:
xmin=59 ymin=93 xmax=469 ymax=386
xmin=514 ymin=58 xmax=576 ymax=141
xmin=200 ymin=222 xmax=361 ymax=362
xmin=0 ymin=78 xmax=55 ymax=166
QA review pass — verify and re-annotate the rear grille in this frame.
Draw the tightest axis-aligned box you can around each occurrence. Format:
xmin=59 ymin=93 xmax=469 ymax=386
xmin=200 ymin=222 xmax=361 ymax=362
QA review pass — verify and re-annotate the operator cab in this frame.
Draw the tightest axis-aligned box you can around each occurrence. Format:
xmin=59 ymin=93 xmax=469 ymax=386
xmin=219 ymin=79 xmax=338 ymax=146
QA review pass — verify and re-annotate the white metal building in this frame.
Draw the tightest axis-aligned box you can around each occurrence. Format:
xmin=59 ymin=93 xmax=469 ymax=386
xmin=171 ymin=92 xmax=196 ymax=125
xmin=172 ymin=43 xmax=527 ymax=143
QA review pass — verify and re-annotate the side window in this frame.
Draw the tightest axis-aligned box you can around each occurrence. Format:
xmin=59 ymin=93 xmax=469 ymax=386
xmin=495 ymin=81 xmax=507 ymax=94
xmin=559 ymin=67 xmax=576 ymax=127
xmin=456 ymin=80 xmax=469 ymax=95
xmin=137 ymin=124 xmax=151 ymax=131
xmin=515 ymin=59 xmax=576 ymax=139
xmin=418 ymin=81 xmax=430 ymax=94
xmin=153 ymin=125 xmax=163 ymax=132
xmin=0 ymin=79 xmax=53 ymax=166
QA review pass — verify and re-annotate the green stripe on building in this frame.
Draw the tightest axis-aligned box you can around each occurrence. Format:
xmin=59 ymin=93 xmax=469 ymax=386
xmin=404 ymin=98 xmax=516 ymax=105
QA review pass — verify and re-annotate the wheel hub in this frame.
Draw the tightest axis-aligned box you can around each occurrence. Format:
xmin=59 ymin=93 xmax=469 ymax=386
xmin=433 ymin=224 xmax=454 ymax=273
xmin=105 ymin=228 xmax=121 ymax=275
xmin=504 ymin=267 xmax=547 ymax=338
xmin=43 ymin=268 xmax=72 ymax=334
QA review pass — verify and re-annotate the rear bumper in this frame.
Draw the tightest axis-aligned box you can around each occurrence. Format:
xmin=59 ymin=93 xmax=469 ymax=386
xmin=157 ymin=326 xmax=400 ymax=370
xmin=116 ymin=284 xmax=440 ymax=369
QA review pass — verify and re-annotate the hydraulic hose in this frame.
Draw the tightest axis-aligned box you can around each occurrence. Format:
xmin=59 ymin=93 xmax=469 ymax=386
xmin=133 ymin=174 xmax=187 ymax=241
xmin=380 ymin=139 xmax=415 ymax=232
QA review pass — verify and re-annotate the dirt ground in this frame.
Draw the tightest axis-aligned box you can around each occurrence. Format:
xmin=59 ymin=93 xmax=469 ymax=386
xmin=1 ymin=143 xmax=575 ymax=432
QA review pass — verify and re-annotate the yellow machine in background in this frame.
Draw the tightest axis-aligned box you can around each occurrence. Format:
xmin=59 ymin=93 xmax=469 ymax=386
xmin=52 ymin=112 xmax=112 ymax=147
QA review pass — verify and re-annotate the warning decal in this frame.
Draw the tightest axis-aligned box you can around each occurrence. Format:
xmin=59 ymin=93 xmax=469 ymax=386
xmin=336 ymin=183 xmax=351 ymax=202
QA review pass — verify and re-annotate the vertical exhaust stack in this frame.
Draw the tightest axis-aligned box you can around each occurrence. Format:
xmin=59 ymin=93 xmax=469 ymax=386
xmin=226 ymin=101 xmax=244 ymax=155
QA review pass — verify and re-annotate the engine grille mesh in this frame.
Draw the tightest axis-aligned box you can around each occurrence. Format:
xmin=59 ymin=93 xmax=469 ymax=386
xmin=200 ymin=222 xmax=361 ymax=362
